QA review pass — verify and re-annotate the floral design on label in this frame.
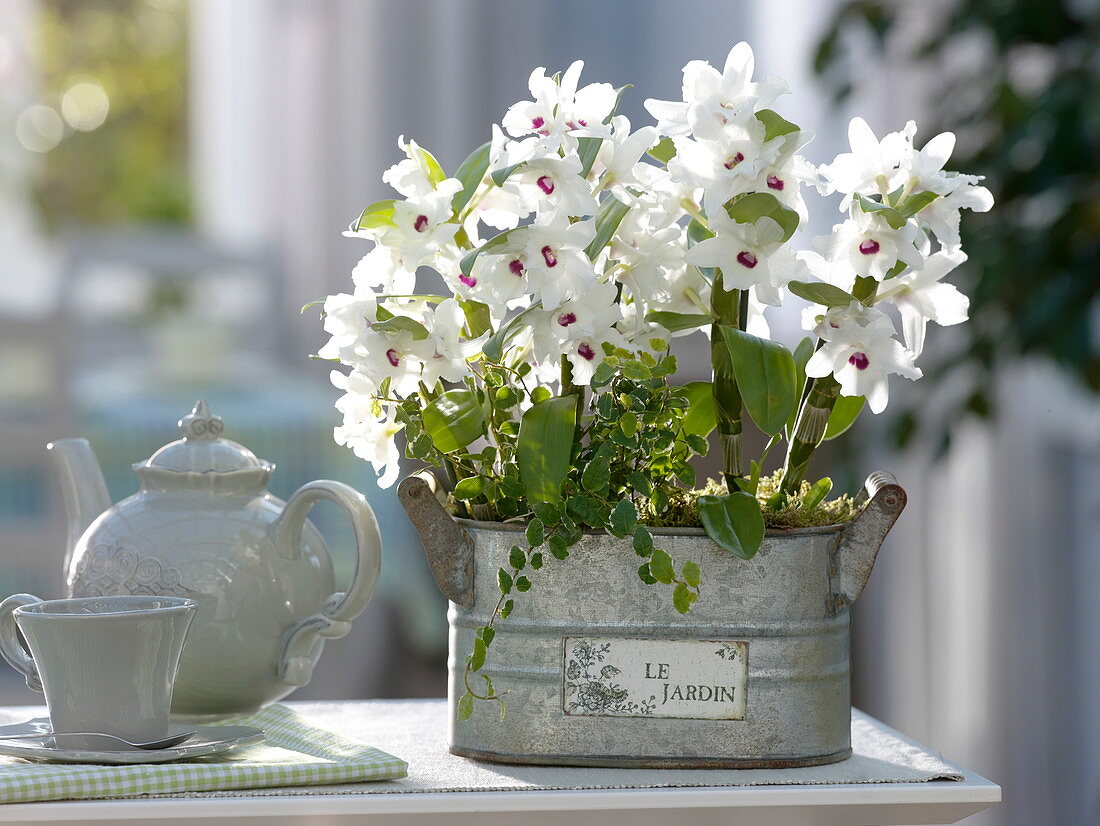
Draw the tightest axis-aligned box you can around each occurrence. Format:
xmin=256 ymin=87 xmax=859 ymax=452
xmin=563 ymin=637 xmax=747 ymax=720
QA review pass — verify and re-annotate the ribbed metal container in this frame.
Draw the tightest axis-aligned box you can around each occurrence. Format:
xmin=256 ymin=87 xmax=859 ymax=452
xmin=400 ymin=472 xmax=904 ymax=768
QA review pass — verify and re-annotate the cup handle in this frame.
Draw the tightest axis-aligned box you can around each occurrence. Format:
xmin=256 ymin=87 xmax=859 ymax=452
xmin=272 ymin=480 xmax=382 ymax=687
xmin=0 ymin=594 xmax=43 ymax=691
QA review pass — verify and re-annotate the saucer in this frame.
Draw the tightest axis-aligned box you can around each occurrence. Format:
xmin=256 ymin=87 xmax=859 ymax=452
xmin=0 ymin=718 xmax=265 ymax=764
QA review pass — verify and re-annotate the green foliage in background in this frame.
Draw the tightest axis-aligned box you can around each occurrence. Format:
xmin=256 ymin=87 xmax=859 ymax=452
xmin=32 ymin=0 xmax=191 ymax=229
xmin=816 ymin=0 xmax=1100 ymax=449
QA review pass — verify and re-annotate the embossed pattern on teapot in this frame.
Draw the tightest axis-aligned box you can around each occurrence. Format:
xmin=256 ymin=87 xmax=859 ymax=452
xmin=49 ymin=401 xmax=382 ymax=716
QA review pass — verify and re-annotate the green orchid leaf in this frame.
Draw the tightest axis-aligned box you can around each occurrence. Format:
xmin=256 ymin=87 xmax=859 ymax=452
xmin=490 ymin=161 xmax=524 ymax=187
xmin=725 ymin=192 xmax=799 ymax=241
xmin=648 ymin=136 xmax=676 ymax=163
xmin=459 ymin=299 xmax=492 ymax=338
xmin=788 ymin=336 xmax=815 ymax=435
xmin=824 ymin=394 xmax=865 ymax=440
xmin=856 ymin=194 xmax=907 ymax=229
xmin=371 ymin=315 xmax=430 ymax=340
xmin=517 ymin=396 xmax=577 ymax=503
xmin=577 ymin=137 xmax=602 ymax=178
xmin=452 ymin=141 xmax=490 ymax=213
xmin=698 ymin=491 xmax=765 ymax=560
xmin=355 ymin=199 xmax=397 ymax=231
xmin=422 ymin=389 xmax=487 ymax=454
xmin=645 ymin=311 xmax=714 ymax=333
xmin=755 ymin=109 xmax=800 ymax=141
xmin=584 ymin=195 xmax=631 ymax=260
xmin=719 ymin=328 xmax=799 ymax=437
xmin=803 ymin=477 xmax=833 ymax=511
xmin=482 ymin=302 xmax=540 ymax=362
xmin=787 ymin=280 xmax=859 ymax=307
xmin=897 ymin=190 xmax=940 ymax=218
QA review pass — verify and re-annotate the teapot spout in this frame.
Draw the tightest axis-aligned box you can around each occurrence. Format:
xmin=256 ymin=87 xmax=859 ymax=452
xmin=47 ymin=438 xmax=112 ymax=577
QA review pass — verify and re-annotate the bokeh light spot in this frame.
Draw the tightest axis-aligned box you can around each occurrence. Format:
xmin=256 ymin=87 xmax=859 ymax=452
xmin=15 ymin=105 xmax=64 ymax=153
xmin=61 ymin=77 xmax=111 ymax=131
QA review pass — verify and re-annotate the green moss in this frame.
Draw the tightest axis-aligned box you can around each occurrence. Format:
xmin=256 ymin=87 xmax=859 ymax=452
xmin=643 ymin=471 xmax=860 ymax=530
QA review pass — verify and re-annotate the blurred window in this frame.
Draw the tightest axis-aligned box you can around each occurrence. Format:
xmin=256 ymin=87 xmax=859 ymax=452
xmin=25 ymin=0 xmax=190 ymax=230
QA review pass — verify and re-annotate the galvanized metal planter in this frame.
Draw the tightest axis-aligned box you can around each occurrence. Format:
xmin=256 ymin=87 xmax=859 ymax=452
xmin=399 ymin=472 xmax=905 ymax=768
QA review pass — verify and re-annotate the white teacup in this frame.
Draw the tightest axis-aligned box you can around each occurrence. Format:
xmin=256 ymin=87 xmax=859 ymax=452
xmin=0 ymin=595 xmax=196 ymax=744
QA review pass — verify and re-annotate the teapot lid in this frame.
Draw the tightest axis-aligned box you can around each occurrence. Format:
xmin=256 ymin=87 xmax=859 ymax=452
xmin=140 ymin=400 xmax=270 ymax=474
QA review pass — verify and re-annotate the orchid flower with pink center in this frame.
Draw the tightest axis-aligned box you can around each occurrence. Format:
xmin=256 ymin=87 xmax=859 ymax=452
xmin=804 ymin=301 xmax=921 ymax=414
xmin=501 ymin=61 xmax=616 ymax=157
xmin=684 ymin=214 xmax=801 ymax=305
xmin=814 ymin=208 xmax=925 ymax=281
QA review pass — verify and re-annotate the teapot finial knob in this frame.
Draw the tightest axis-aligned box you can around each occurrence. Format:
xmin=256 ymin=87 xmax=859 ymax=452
xmin=179 ymin=399 xmax=224 ymax=441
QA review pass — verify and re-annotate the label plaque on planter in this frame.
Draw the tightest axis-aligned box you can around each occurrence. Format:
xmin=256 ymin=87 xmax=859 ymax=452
xmin=562 ymin=637 xmax=748 ymax=720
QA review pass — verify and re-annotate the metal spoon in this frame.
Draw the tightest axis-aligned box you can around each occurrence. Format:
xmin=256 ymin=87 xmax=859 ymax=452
xmin=0 ymin=730 xmax=197 ymax=750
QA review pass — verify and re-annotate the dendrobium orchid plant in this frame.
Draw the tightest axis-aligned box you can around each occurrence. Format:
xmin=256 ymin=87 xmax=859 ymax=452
xmin=316 ymin=43 xmax=991 ymax=715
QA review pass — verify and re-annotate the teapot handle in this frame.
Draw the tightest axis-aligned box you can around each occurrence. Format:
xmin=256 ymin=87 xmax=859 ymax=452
xmin=273 ymin=480 xmax=382 ymax=687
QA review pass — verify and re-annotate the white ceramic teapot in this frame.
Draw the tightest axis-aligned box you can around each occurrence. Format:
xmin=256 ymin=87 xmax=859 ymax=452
xmin=48 ymin=400 xmax=382 ymax=717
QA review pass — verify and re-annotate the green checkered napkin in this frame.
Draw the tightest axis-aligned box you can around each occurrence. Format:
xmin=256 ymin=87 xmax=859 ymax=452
xmin=0 ymin=704 xmax=407 ymax=804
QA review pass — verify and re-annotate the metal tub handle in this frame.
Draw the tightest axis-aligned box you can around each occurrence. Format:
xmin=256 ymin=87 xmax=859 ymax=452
xmin=398 ymin=473 xmax=475 ymax=608
xmin=829 ymin=471 xmax=907 ymax=614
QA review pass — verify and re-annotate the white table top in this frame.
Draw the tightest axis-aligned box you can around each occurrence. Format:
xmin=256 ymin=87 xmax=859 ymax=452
xmin=0 ymin=701 xmax=1000 ymax=825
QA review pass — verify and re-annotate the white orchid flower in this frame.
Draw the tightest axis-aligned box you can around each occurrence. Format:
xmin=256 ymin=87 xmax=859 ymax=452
xmin=814 ymin=208 xmax=925 ymax=281
xmin=914 ymin=182 xmax=994 ymax=249
xmin=684 ymin=214 xmax=790 ymax=300
xmin=644 ymin=41 xmax=788 ymax=140
xmin=747 ymin=130 xmax=816 ymax=221
xmin=379 ymin=180 xmax=462 ymax=267
xmin=817 ymin=118 xmax=914 ymax=201
xmin=595 ymin=117 xmax=659 ymax=202
xmin=804 ymin=301 xmax=921 ymax=414
xmin=350 ymin=246 xmax=417 ymax=296
xmin=512 ymin=214 xmax=598 ymax=310
xmin=381 ymin=136 xmax=440 ymax=199
xmin=507 ymin=153 xmax=598 ymax=218
xmin=419 ymin=298 xmax=488 ymax=387
xmin=876 ymin=249 xmax=970 ymax=357
xmin=458 ymin=252 xmax=531 ymax=312
xmin=318 ymin=291 xmax=378 ymax=365
xmin=501 ymin=61 xmax=616 ymax=154
xmin=332 ymin=373 xmax=404 ymax=488
xmin=751 ymin=245 xmax=809 ymax=307
xmin=669 ymin=107 xmax=777 ymax=216
xmin=348 ymin=318 xmax=434 ymax=398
